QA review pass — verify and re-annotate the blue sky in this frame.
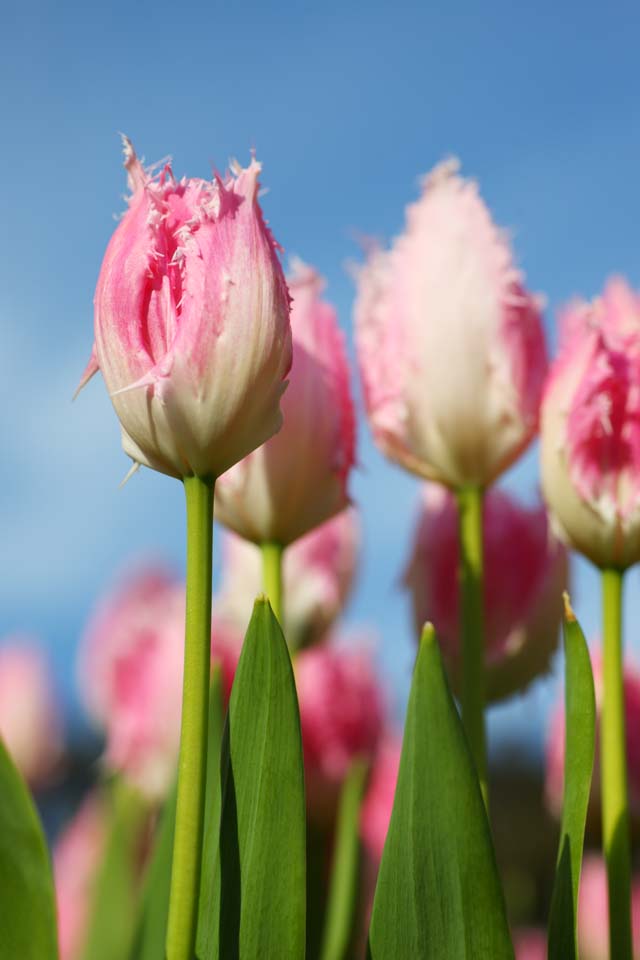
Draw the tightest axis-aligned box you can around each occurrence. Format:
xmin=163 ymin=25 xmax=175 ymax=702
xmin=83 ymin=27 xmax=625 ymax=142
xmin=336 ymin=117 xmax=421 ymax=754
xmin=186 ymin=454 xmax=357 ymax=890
xmin=2 ymin=0 xmax=640 ymax=753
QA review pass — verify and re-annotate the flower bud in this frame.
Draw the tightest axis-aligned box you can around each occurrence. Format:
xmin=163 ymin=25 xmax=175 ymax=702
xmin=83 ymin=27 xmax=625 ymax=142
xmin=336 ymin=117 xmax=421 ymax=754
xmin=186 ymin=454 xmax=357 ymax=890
xmin=217 ymin=507 xmax=359 ymax=647
xmin=513 ymin=930 xmax=547 ymax=960
xmin=541 ymin=278 xmax=640 ymax=569
xmin=360 ymin=738 xmax=401 ymax=862
xmin=354 ymin=159 xmax=547 ymax=489
xmin=0 ymin=640 xmax=62 ymax=787
xmin=215 ymin=260 xmax=355 ymax=544
xmin=80 ymin=138 xmax=292 ymax=481
xmin=577 ymin=855 xmax=640 ymax=959
xmin=404 ymin=484 xmax=567 ymax=701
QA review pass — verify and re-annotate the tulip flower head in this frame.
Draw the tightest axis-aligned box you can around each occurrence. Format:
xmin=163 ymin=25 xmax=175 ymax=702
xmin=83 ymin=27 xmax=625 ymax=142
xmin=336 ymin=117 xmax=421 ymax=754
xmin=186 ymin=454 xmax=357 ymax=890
xmin=217 ymin=507 xmax=359 ymax=646
xmin=0 ymin=640 xmax=62 ymax=787
xmin=404 ymin=484 xmax=567 ymax=700
xmin=512 ymin=929 xmax=548 ymax=960
xmin=215 ymin=260 xmax=355 ymax=545
xmin=577 ymin=855 xmax=640 ymax=959
xmin=80 ymin=137 xmax=292 ymax=481
xmin=354 ymin=159 xmax=547 ymax=489
xmin=541 ymin=278 xmax=640 ymax=569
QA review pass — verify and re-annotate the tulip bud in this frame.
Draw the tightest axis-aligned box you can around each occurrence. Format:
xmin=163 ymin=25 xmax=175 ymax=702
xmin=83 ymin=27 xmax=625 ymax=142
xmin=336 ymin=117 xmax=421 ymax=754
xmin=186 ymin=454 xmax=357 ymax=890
xmin=296 ymin=641 xmax=384 ymax=822
xmin=577 ymin=855 xmax=640 ymax=959
xmin=404 ymin=484 xmax=567 ymax=701
xmin=80 ymin=138 xmax=292 ymax=481
xmin=546 ymin=650 xmax=640 ymax=822
xmin=360 ymin=738 xmax=401 ymax=863
xmin=54 ymin=793 xmax=108 ymax=960
xmin=215 ymin=260 xmax=355 ymax=545
xmin=512 ymin=930 xmax=547 ymax=960
xmin=217 ymin=507 xmax=359 ymax=647
xmin=0 ymin=641 xmax=62 ymax=787
xmin=541 ymin=278 xmax=640 ymax=570
xmin=354 ymin=159 xmax=547 ymax=489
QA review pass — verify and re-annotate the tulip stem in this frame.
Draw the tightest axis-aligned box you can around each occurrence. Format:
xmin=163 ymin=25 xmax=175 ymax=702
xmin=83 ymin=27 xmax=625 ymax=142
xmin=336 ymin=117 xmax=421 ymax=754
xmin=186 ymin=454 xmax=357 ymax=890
xmin=166 ymin=474 xmax=215 ymax=960
xmin=456 ymin=485 xmax=488 ymax=806
xmin=601 ymin=566 xmax=632 ymax=960
xmin=262 ymin=540 xmax=284 ymax=625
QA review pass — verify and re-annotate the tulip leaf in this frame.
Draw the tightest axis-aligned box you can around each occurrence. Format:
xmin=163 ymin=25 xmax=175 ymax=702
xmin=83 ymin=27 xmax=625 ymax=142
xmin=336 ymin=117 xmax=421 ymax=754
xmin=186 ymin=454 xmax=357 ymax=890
xmin=547 ymin=596 xmax=595 ymax=960
xmin=80 ymin=779 xmax=146 ymax=960
xmin=199 ymin=597 xmax=306 ymax=960
xmin=0 ymin=736 xmax=58 ymax=959
xmin=368 ymin=624 xmax=514 ymax=959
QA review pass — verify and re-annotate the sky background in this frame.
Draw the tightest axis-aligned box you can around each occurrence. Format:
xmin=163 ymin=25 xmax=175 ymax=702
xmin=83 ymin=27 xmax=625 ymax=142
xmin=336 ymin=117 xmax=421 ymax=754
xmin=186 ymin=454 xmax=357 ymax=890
xmin=2 ymin=0 xmax=640 ymax=758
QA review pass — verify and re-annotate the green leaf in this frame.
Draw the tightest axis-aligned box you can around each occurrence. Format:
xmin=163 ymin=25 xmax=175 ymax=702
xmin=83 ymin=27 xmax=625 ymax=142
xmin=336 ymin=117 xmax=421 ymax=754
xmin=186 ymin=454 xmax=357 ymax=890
xmin=0 ymin=736 xmax=58 ymax=959
xmin=200 ymin=597 xmax=306 ymax=960
xmin=319 ymin=758 xmax=368 ymax=960
xmin=368 ymin=624 xmax=514 ymax=959
xmin=80 ymin=779 xmax=146 ymax=960
xmin=547 ymin=595 xmax=596 ymax=960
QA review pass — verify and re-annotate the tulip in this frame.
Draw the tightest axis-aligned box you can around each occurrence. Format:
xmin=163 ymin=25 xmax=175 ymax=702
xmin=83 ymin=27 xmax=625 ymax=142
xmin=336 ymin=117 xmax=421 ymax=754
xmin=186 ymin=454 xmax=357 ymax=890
xmin=541 ymin=278 xmax=640 ymax=958
xmin=404 ymin=484 xmax=567 ymax=701
xmin=546 ymin=651 xmax=640 ymax=821
xmin=80 ymin=137 xmax=292 ymax=482
xmin=54 ymin=793 xmax=107 ymax=960
xmin=217 ymin=507 xmax=359 ymax=648
xmin=0 ymin=640 xmax=62 ymax=787
xmin=360 ymin=738 xmax=401 ymax=862
xmin=296 ymin=641 xmax=384 ymax=822
xmin=215 ymin=259 xmax=355 ymax=540
xmin=354 ymin=159 xmax=547 ymax=491
xmin=577 ymin=855 xmax=640 ymax=959
xmin=512 ymin=929 xmax=547 ymax=960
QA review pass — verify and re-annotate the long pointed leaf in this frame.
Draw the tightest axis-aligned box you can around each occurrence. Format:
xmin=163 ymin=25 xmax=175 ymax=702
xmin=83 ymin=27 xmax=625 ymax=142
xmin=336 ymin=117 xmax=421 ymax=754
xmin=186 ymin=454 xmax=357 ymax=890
xmin=0 ymin=737 xmax=58 ymax=959
xmin=548 ymin=595 xmax=596 ymax=960
xmin=368 ymin=624 xmax=513 ymax=959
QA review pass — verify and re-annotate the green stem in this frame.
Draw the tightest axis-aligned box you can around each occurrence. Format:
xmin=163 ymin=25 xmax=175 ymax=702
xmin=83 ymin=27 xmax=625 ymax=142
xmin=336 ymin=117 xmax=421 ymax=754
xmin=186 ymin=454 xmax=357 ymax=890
xmin=319 ymin=759 xmax=368 ymax=960
xmin=601 ymin=567 xmax=632 ymax=960
xmin=456 ymin=485 xmax=488 ymax=805
xmin=166 ymin=474 xmax=215 ymax=960
xmin=262 ymin=540 xmax=284 ymax=624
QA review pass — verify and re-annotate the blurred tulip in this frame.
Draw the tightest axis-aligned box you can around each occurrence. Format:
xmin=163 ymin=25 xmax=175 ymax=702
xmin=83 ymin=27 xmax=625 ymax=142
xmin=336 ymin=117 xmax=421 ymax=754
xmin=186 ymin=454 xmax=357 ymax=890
xmin=0 ymin=640 xmax=62 ymax=787
xmin=54 ymin=793 xmax=107 ymax=960
xmin=79 ymin=566 xmax=241 ymax=799
xmin=215 ymin=260 xmax=355 ymax=545
xmin=360 ymin=738 xmax=401 ymax=862
xmin=354 ymin=159 xmax=547 ymax=489
xmin=80 ymin=137 xmax=291 ymax=481
xmin=217 ymin=507 xmax=359 ymax=647
xmin=546 ymin=651 xmax=640 ymax=820
xmin=578 ymin=854 xmax=640 ymax=959
xmin=296 ymin=641 xmax=384 ymax=821
xmin=404 ymin=484 xmax=567 ymax=701
xmin=512 ymin=929 xmax=547 ymax=960
xmin=541 ymin=278 xmax=640 ymax=569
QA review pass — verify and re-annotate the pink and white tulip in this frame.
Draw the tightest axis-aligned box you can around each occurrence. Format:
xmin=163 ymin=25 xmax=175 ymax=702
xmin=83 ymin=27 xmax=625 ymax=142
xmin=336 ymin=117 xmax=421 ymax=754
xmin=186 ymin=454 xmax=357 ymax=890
xmin=217 ymin=507 xmax=359 ymax=646
xmin=215 ymin=260 xmax=355 ymax=545
xmin=360 ymin=738 xmax=401 ymax=862
xmin=404 ymin=485 xmax=567 ymax=701
xmin=80 ymin=138 xmax=292 ymax=481
xmin=541 ymin=278 xmax=640 ymax=569
xmin=296 ymin=641 xmax=384 ymax=820
xmin=546 ymin=651 xmax=640 ymax=820
xmin=54 ymin=793 xmax=108 ymax=960
xmin=354 ymin=159 xmax=547 ymax=489
xmin=577 ymin=855 xmax=640 ymax=959
xmin=0 ymin=640 xmax=62 ymax=787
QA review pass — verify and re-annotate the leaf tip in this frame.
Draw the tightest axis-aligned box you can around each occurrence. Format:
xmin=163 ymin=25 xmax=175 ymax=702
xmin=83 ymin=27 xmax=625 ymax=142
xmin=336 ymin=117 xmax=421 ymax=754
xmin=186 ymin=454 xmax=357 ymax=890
xmin=562 ymin=590 xmax=576 ymax=623
xmin=420 ymin=621 xmax=436 ymax=646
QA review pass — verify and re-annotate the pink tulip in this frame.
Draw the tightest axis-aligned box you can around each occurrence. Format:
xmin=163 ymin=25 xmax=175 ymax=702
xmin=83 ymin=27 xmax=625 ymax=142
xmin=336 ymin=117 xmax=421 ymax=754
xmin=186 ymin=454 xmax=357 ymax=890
xmin=546 ymin=651 xmax=640 ymax=821
xmin=0 ymin=641 xmax=62 ymax=787
xmin=354 ymin=159 xmax=547 ymax=489
xmin=541 ymin=278 xmax=640 ymax=569
xmin=513 ymin=929 xmax=547 ymax=960
xmin=79 ymin=566 xmax=241 ymax=798
xmin=54 ymin=793 xmax=107 ymax=960
xmin=215 ymin=260 xmax=355 ymax=545
xmin=404 ymin=484 xmax=567 ymax=701
xmin=217 ymin=507 xmax=359 ymax=646
xmin=296 ymin=641 xmax=384 ymax=820
xmin=360 ymin=738 xmax=401 ymax=862
xmin=577 ymin=855 xmax=640 ymax=959
xmin=79 ymin=137 xmax=292 ymax=481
